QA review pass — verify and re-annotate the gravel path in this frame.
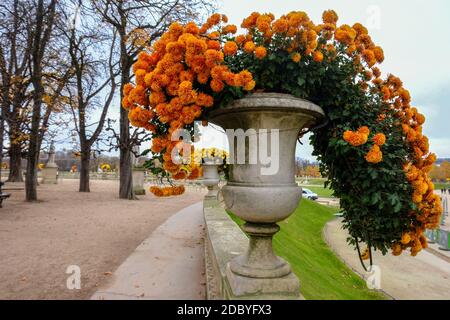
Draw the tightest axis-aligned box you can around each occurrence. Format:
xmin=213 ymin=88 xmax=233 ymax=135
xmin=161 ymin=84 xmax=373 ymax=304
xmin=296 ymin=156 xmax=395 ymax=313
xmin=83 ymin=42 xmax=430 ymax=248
xmin=324 ymin=218 xmax=450 ymax=300
xmin=0 ymin=179 xmax=205 ymax=299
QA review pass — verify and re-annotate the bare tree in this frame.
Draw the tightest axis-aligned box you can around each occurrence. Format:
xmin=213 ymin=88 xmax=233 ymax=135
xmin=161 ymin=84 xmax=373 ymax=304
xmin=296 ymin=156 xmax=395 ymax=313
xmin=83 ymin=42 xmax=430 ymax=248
xmin=0 ymin=1 xmax=74 ymax=186
xmin=62 ymin=1 xmax=118 ymax=192
xmin=25 ymin=0 xmax=67 ymax=201
xmin=92 ymin=0 xmax=214 ymax=199
xmin=0 ymin=0 xmax=33 ymax=182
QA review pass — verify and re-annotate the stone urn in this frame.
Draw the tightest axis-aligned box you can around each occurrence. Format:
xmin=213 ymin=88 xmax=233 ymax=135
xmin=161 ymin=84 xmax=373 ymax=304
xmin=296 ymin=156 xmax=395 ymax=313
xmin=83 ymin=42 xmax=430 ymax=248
xmin=209 ymin=93 xmax=324 ymax=299
xmin=202 ymin=162 xmax=220 ymax=206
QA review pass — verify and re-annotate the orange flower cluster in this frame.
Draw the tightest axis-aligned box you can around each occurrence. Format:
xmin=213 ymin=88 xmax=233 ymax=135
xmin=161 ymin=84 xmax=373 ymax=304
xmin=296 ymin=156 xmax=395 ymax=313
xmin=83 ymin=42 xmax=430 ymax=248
xmin=122 ymin=15 xmax=255 ymax=179
xmin=128 ymin=106 xmax=156 ymax=132
xmin=343 ymin=126 xmax=369 ymax=146
xmin=398 ymin=158 xmax=441 ymax=256
xmin=372 ymin=133 xmax=386 ymax=146
xmin=365 ymin=145 xmax=382 ymax=164
xmin=343 ymin=127 xmax=386 ymax=164
xmin=368 ymin=73 xmax=441 ymax=256
xmin=240 ymin=11 xmax=326 ymax=61
xmin=150 ymin=185 xmax=185 ymax=197
xmin=238 ymin=10 xmax=385 ymax=69
xmin=328 ymin=14 xmax=440 ymax=256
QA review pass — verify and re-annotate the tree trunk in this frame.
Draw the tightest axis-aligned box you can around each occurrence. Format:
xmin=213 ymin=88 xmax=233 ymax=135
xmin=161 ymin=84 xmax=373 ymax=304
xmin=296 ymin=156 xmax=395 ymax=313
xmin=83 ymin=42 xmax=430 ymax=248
xmin=25 ymin=109 xmax=40 ymax=201
xmin=8 ymin=143 xmax=23 ymax=182
xmin=118 ymin=60 xmax=134 ymax=200
xmin=25 ymin=157 xmax=38 ymax=201
xmin=119 ymin=142 xmax=133 ymax=199
xmin=79 ymin=148 xmax=90 ymax=192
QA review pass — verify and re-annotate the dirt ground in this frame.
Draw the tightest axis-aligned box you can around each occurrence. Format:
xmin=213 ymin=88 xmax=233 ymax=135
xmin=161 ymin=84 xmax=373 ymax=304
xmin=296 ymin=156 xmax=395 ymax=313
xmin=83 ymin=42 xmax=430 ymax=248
xmin=0 ymin=179 xmax=205 ymax=300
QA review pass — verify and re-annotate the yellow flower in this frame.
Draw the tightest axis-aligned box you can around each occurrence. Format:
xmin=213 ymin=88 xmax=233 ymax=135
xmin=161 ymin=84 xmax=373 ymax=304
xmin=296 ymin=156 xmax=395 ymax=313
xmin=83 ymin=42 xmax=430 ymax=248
xmin=372 ymin=46 xmax=384 ymax=63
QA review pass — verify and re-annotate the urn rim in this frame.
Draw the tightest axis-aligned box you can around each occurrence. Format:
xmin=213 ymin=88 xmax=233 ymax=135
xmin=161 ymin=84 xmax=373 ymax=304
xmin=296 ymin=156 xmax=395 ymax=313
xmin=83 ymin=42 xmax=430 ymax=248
xmin=208 ymin=92 xmax=325 ymax=122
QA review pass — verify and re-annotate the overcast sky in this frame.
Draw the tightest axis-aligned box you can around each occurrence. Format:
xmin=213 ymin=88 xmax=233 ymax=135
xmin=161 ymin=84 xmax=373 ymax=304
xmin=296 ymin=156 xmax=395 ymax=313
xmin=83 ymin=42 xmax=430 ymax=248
xmin=103 ymin=0 xmax=450 ymax=160
xmin=194 ymin=0 xmax=449 ymax=160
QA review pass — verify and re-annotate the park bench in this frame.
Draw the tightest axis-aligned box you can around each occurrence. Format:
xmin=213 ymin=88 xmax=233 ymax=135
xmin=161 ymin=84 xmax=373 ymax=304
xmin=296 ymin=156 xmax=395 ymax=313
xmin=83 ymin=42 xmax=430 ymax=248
xmin=0 ymin=181 xmax=11 ymax=208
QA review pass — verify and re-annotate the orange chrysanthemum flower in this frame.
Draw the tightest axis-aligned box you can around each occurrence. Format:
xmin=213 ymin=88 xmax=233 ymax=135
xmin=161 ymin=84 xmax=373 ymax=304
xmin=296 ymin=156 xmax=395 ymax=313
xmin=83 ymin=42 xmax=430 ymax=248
xmin=291 ymin=52 xmax=301 ymax=63
xmin=222 ymin=24 xmax=237 ymax=34
xmin=244 ymin=41 xmax=256 ymax=53
xmin=313 ymin=51 xmax=324 ymax=62
xmin=223 ymin=41 xmax=238 ymax=56
xmin=343 ymin=130 xmax=368 ymax=146
xmin=254 ymin=46 xmax=267 ymax=59
xmin=210 ymin=79 xmax=224 ymax=92
xmin=373 ymin=133 xmax=386 ymax=146
xmin=365 ymin=145 xmax=383 ymax=164
xmin=357 ymin=126 xmax=370 ymax=136
xmin=322 ymin=10 xmax=338 ymax=24
xmin=273 ymin=18 xmax=288 ymax=33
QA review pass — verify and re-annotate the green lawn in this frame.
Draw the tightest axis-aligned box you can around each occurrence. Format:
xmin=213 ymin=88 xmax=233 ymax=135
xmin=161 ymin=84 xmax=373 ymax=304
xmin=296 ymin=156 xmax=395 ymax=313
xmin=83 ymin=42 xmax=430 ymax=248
xmin=434 ymin=182 xmax=449 ymax=190
xmin=228 ymin=199 xmax=386 ymax=300
xmin=296 ymin=178 xmax=326 ymax=185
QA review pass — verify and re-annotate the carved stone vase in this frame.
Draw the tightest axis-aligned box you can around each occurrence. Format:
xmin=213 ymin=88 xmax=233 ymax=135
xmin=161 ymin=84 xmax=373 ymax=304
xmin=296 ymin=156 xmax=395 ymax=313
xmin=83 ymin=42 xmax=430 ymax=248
xmin=209 ymin=93 xmax=324 ymax=299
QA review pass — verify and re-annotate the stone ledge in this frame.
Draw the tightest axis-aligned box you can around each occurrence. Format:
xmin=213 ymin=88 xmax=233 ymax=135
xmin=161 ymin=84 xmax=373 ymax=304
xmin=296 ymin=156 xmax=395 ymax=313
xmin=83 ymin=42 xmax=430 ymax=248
xmin=204 ymin=202 xmax=301 ymax=300
xmin=204 ymin=203 xmax=247 ymax=299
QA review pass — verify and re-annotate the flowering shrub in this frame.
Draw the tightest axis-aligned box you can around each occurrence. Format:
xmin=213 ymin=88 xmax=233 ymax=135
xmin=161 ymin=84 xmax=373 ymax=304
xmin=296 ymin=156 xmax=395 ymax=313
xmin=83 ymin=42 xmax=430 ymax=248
xmin=100 ymin=163 xmax=111 ymax=172
xmin=122 ymin=11 xmax=441 ymax=258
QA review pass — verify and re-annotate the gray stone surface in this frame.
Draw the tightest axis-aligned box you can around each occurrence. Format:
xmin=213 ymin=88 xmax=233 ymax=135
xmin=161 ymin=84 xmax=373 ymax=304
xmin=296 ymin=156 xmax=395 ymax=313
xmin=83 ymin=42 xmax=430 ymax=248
xmin=204 ymin=204 xmax=247 ymax=299
xmin=202 ymin=164 xmax=220 ymax=202
xmin=91 ymin=202 xmax=205 ymax=300
xmin=204 ymin=203 xmax=301 ymax=300
xmin=132 ymin=170 xmax=145 ymax=195
xmin=41 ymin=167 xmax=58 ymax=184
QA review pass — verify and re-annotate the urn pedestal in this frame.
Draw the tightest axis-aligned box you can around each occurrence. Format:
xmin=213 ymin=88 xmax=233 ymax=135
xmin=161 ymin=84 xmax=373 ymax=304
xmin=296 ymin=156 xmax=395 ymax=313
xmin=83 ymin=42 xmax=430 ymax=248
xmin=209 ymin=93 xmax=324 ymax=299
xmin=202 ymin=163 xmax=220 ymax=207
xmin=41 ymin=167 xmax=58 ymax=184
xmin=42 ymin=141 xmax=58 ymax=184
xmin=132 ymin=169 xmax=146 ymax=195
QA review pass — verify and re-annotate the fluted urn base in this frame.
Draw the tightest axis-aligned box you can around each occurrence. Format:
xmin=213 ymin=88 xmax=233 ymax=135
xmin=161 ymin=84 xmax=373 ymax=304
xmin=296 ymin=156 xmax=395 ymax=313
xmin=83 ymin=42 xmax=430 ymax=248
xmin=202 ymin=164 xmax=220 ymax=207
